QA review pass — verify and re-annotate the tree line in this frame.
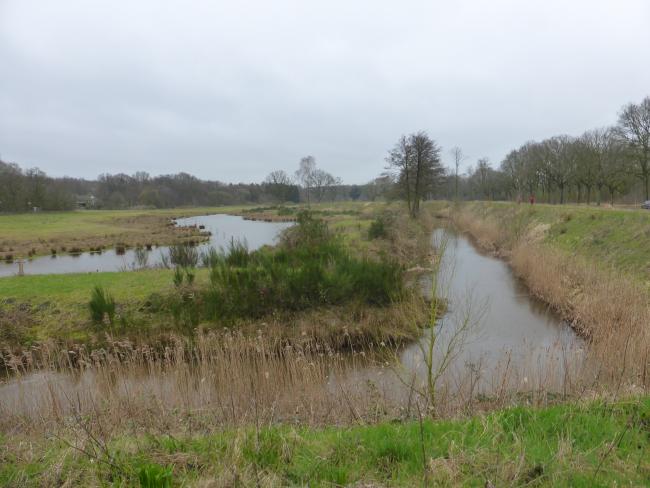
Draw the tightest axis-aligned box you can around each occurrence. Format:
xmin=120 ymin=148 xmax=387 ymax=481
xmin=453 ymin=96 xmax=650 ymax=204
xmin=0 ymin=155 xmax=374 ymax=212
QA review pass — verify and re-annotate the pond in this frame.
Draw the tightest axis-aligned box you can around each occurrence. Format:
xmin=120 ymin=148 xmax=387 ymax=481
xmin=0 ymin=214 xmax=293 ymax=277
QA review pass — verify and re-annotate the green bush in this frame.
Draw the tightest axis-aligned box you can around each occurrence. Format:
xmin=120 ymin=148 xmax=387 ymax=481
xmin=197 ymin=212 xmax=403 ymax=322
xmin=89 ymin=286 xmax=116 ymax=324
xmin=368 ymin=216 xmax=388 ymax=239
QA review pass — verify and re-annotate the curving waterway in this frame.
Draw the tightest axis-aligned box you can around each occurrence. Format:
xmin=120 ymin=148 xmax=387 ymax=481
xmin=0 ymin=214 xmax=293 ymax=278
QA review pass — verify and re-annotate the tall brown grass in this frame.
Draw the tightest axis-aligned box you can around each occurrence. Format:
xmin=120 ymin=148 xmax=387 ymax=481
xmin=1 ymin=318 xmax=607 ymax=437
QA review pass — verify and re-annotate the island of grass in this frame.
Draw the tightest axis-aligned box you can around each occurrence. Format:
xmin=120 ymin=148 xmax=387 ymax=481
xmin=0 ymin=205 xmax=431 ymax=351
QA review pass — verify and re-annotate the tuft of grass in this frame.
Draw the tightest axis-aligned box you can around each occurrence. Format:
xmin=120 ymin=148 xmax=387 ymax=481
xmin=89 ymin=285 xmax=116 ymax=324
xmin=137 ymin=463 xmax=173 ymax=488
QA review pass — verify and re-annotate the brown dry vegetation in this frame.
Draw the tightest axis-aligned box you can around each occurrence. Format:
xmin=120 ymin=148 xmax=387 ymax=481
xmin=449 ymin=203 xmax=650 ymax=386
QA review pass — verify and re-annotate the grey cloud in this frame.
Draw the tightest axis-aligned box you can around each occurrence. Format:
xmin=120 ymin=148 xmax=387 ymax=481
xmin=1 ymin=0 xmax=649 ymax=183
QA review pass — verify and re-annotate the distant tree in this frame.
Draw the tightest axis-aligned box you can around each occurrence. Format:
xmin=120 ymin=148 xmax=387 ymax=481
xmin=295 ymin=156 xmax=316 ymax=205
xmin=349 ymin=185 xmax=362 ymax=200
xmin=476 ymin=158 xmax=492 ymax=200
xmin=311 ymin=169 xmax=340 ymax=202
xmin=265 ymin=170 xmax=292 ymax=186
xmin=449 ymin=146 xmax=466 ymax=201
xmin=387 ymin=131 xmax=444 ymax=217
xmin=264 ymin=170 xmax=298 ymax=202
xmin=616 ymin=97 xmax=650 ymax=199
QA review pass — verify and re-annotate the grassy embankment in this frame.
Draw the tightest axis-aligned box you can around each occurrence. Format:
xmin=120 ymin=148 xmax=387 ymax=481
xmin=446 ymin=201 xmax=650 ymax=385
xmin=0 ymin=202 xmax=430 ymax=348
xmin=2 ymin=398 xmax=648 ymax=486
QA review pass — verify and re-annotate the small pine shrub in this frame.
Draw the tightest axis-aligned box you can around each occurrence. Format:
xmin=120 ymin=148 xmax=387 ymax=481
xmin=173 ymin=267 xmax=184 ymax=287
xmin=89 ymin=286 xmax=116 ymax=324
xmin=368 ymin=216 xmax=388 ymax=239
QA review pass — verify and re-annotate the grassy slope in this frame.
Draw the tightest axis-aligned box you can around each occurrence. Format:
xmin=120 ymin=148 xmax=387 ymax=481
xmin=2 ymin=399 xmax=648 ymax=486
xmin=462 ymin=201 xmax=650 ymax=284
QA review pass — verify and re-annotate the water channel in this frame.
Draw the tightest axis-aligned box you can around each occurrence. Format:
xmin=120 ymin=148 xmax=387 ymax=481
xmin=0 ymin=220 xmax=586 ymax=415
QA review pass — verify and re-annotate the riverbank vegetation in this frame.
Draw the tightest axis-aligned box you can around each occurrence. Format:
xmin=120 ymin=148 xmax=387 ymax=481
xmin=3 ymin=200 xmax=650 ymax=486
xmin=447 ymin=201 xmax=650 ymax=389
xmin=2 ymin=393 xmax=648 ymax=486
xmin=0 ymin=207 xmax=230 ymax=260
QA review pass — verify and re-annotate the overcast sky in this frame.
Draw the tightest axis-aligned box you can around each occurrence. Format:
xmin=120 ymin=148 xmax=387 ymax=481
xmin=1 ymin=0 xmax=649 ymax=183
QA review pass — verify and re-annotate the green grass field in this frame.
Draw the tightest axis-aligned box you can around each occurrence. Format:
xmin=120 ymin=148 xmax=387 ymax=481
xmin=460 ymin=201 xmax=650 ymax=284
xmin=2 ymin=398 xmax=648 ymax=486
xmin=0 ymin=207 xmax=243 ymax=242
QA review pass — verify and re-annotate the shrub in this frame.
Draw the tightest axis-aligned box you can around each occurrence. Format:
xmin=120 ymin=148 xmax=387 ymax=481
xmin=198 ymin=213 xmax=403 ymax=322
xmin=368 ymin=216 xmax=388 ymax=239
xmin=89 ymin=286 xmax=116 ymax=324
xmin=224 ymin=238 xmax=250 ymax=267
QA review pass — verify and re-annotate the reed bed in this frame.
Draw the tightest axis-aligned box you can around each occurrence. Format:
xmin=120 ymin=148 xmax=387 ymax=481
xmin=0 ymin=323 xmax=614 ymax=438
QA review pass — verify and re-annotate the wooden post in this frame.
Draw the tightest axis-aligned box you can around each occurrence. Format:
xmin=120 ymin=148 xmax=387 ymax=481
xmin=17 ymin=258 xmax=24 ymax=276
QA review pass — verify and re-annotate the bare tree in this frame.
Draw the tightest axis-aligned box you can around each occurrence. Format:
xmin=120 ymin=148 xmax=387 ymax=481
xmin=294 ymin=156 xmax=316 ymax=205
xmin=265 ymin=170 xmax=292 ymax=186
xmin=387 ymin=132 xmax=444 ymax=218
xmin=310 ymin=169 xmax=340 ymax=202
xmin=449 ymin=146 xmax=466 ymax=201
xmin=616 ymin=97 xmax=650 ymax=200
xmin=386 ymin=135 xmax=414 ymax=213
xmin=264 ymin=170 xmax=298 ymax=203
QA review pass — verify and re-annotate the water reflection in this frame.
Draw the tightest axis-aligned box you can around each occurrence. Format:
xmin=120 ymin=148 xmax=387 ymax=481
xmin=0 ymin=214 xmax=293 ymax=277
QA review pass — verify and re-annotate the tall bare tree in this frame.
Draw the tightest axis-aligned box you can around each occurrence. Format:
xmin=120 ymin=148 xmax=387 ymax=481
xmin=311 ymin=169 xmax=340 ymax=202
xmin=450 ymin=146 xmax=466 ymax=201
xmin=387 ymin=131 xmax=444 ymax=217
xmin=295 ymin=156 xmax=316 ymax=205
xmin=616 ymin=97 xmax=650 ymax=199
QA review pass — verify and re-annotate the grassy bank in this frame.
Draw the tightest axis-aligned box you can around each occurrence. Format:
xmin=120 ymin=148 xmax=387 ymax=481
xmin=448 ymin=201 xmax=650 ymax=386
xmin=449 ymin=201 xmax=650 ymax=284
xmin=2 ymin=398 xmax=648 ymax=486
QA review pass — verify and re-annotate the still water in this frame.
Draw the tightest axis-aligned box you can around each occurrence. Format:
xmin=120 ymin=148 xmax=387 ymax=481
xmin=0 ymin=214 xmax=293 ymax=278
xmin=330 ymin=227 xmax=585 ymax=396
